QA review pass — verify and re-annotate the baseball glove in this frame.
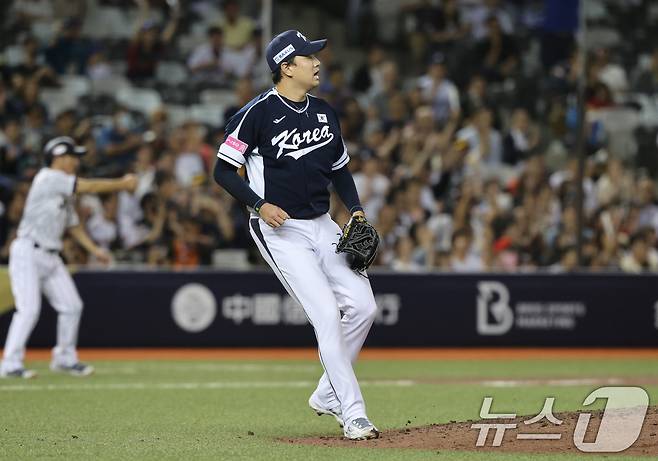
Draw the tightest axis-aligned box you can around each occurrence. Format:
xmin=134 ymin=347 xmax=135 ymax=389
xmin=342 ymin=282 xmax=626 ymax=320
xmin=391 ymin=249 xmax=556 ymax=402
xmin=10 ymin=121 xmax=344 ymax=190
xmin=336 ymin=215 xmax=379 ymax=271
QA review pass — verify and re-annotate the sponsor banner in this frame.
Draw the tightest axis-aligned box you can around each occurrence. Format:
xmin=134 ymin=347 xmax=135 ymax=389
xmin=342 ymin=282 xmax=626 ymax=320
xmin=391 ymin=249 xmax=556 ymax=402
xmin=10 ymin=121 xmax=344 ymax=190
xmin=0 ymin=271 xmax=655 ymax=347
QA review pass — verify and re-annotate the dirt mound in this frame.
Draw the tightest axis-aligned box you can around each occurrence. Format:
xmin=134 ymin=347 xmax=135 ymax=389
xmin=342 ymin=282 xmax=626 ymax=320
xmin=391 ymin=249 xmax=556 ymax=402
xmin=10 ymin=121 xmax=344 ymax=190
xmin=286 ymin=406 xmax=658 ymax=456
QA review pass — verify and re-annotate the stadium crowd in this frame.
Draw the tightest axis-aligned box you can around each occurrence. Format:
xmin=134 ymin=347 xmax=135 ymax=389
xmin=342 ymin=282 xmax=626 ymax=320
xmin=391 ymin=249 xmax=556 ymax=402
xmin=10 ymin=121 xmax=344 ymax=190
xmin=1 ymin=0 xmax=658 ymax=272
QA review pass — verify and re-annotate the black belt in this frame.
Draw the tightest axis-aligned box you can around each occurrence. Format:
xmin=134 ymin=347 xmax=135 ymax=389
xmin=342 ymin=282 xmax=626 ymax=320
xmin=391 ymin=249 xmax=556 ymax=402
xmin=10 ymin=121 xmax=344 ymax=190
xmin=33 ymin=242 xmax=59 ymax=254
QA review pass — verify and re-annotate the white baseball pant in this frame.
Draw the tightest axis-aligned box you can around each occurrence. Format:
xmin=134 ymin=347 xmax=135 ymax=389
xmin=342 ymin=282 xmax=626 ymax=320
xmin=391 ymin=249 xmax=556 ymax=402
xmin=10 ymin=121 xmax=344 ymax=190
xmin=1 ymin=238 xmax=83 ymax=372
xmin=249 ymin=213 xmax=377 ymax=427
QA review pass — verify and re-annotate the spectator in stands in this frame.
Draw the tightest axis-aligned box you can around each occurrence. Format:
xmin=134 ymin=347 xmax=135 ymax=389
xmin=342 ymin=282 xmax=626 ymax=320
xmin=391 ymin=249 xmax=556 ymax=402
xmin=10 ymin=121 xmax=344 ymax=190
xmin=475 ymin=16 xmax=519 ymax=82
xmin=0 ymin=188 xmax=27 ymax=264
xmin=411 ymin=223 xmax=437 ymax=268
xmin=169 ymin=211 xmax=215 ymax=268
xmin=591 ymin=47 xmax=628 ymax=101
xmin=596 ymin=157 xmax=634 ymax=207
xmin=352 ymin=152 xmax=390 ymax=224
xmin=95 ymin=107 xmax=143 ymax=168
xmin=45 ymin=17 xmax=93 ymax=75
xmin=9 ymin=0 xmax=54 ymax=33
xmin=449 ymin=228 xmax=484 ymax=272
xmin=402 ymin=0 xmax=443 ymax=70
xmin=86 ymin=51 xmax=113 ymax=81
xmin=635 ymin=177 xmax=658 ymax=231
xmin=143 ymin=108 xmax=170 ymax=154
xmin=220 ymin=0 xmax=255 ymax=52
xmin=550 ymin=245 xmax=578 ymax=272
xmin=191 ymin=192 xmax=236 ymax=250
xmin=52 ymin=109 xmax=77 ymax=137
xmin=21 ymin=105 xmax=47 ymax=154
xmin=351 ymin=43 xmax=387 ymax=94
xmin=12 ymin=36 xmax=58 ymax=86
xmin=456 ymin=106 xmax=503 ymax=172
xmin=318 ymin=63 xmax=352 ymax=114
xmin=391 ymin=235 xmax=423 ymax=272
xmin=126 ymin=1 xmax=179 ymax=82
xmin=417 ymin=52 xmax=460 ymax=127
xmin=369 ymin=60 xmax=401 ymax=118
xmin=633 ymin=47 xmax=658 ymax=94
xmin=86 ymin=193 xmax=119 ymax=251
xmin=429 ymin=0 xmax=469 ymax=55
xmin=503 ymin=108 xmax=540 ymax=165
xmin=0 ymin=81 xmax=10 ymax=126
xmin=620 ymin=231 xmax=658 ymax=272
xmin=189 ymin=26 xmax=225 ymax=84
xmin=460 ymin=74 xmax=491 ymax=118
xmin=52 ymin=0 xmax=86 ymax=22
xmin=467 ymin=0 xmax=514 ymax=40
xmin=173 ymin=122 xmax=209 ymax=187
xmin=224 ymin=78 xmax=255 ymax=123
xmin=0 ymin=119 xmax=30 ymax=179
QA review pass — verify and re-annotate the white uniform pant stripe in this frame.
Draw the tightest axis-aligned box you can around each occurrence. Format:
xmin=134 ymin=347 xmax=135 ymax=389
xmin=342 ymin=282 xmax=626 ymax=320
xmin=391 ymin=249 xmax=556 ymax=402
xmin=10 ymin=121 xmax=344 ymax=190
xmin=249 ymin=215 xmax=377 ymax=426
xmin=248 ymin=218 xmax=346 ymax=410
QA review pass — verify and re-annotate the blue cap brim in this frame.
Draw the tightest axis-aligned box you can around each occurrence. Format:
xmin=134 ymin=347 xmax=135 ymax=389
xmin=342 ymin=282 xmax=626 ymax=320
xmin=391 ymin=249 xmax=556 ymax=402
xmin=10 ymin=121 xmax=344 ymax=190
xmin=298 ymin=39 xmax=327 ymax=56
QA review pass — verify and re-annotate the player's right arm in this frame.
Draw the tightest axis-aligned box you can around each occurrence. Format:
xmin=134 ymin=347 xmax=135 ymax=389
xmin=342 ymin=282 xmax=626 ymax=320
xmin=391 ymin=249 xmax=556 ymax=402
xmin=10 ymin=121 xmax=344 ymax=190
xmin=76 ymin=174 xmax=138 ymax=195
xmin=213 ymin=160 xmax=289 ymax=227
xmin=214 ymin=97 xmax=289 ymax=227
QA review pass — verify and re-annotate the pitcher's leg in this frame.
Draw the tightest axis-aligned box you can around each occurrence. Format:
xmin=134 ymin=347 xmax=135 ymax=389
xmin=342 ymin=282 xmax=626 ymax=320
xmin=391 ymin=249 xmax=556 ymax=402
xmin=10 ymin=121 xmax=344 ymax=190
xmin=249 ymin=218 xmax=368 ymax=425
xmin=1 ymin=240 xmax=42 ymax=374
xmin=42 ymin=258 xmax=83 ymax=367
xmin=311 ymin=215 xmax=378 ymax=411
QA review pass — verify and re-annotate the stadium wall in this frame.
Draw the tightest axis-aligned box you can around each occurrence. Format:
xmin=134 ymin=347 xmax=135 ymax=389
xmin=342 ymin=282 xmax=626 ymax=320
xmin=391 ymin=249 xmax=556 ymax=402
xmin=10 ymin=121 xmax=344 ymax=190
xmin=0 ymin=270 xmax=656 ymax=347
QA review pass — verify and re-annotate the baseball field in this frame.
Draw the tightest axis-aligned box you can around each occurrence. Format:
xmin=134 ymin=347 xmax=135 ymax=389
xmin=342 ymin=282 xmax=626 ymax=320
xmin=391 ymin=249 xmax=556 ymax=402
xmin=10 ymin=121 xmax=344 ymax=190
xmin=1 ymin=348 xmax=657 ymax=461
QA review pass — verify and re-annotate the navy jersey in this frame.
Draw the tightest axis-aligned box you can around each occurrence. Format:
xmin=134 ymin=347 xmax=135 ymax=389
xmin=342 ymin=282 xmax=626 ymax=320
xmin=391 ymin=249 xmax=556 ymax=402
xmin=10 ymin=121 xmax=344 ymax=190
xmin=217 ymin=88 xmax=349 ymax=219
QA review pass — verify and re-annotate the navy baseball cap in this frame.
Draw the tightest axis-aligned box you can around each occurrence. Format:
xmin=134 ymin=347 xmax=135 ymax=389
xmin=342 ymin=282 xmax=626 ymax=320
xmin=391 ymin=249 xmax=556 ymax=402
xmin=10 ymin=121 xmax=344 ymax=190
xmin=266 ymin=30 xmax=327 ymax=72
xmin=44 ymin=136 xmax=87 ymax=157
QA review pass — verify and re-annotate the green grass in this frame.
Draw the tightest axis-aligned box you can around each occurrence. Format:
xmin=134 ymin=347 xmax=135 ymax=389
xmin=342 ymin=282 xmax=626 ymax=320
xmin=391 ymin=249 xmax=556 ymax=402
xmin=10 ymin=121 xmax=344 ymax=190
xmin=0 ymin=357 xmax=656 ymax=460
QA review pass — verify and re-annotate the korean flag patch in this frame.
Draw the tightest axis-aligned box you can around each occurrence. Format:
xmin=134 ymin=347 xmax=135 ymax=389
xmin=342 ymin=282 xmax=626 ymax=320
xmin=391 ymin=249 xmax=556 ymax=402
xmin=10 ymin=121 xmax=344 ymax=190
xmin=317 ymin=113 xmax=327 ymax=123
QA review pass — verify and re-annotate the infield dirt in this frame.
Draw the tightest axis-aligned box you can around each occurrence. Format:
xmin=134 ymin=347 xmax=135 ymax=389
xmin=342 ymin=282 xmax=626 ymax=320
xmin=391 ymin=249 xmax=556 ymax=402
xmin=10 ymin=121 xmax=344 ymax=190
xmin=288 ymin=406 xmax=658 ymax=457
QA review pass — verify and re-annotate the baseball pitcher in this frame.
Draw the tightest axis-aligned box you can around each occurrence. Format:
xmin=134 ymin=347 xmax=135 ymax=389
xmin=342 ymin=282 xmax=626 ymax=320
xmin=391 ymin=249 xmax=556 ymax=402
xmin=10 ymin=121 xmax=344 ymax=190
xmin=214 ymin=30 xmax=381 ymax=439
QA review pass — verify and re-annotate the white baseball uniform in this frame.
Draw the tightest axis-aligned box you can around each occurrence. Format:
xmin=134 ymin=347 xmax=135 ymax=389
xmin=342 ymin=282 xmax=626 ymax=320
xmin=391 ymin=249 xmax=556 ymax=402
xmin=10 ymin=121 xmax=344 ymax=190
xmin=1 ymin=167 xmax=84 ymax=373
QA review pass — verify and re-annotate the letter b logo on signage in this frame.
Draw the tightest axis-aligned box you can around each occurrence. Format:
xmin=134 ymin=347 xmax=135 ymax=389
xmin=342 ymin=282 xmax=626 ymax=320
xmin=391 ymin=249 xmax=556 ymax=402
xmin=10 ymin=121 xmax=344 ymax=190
xmin=476 ymin=281 xmax=514 ymax=335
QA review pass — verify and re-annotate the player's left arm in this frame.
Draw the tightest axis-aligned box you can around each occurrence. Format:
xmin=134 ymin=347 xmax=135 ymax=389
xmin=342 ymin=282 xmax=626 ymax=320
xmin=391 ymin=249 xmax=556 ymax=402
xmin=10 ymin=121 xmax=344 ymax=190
xmin=68 ymin=225 xmax=112 ymax=264
xmin=331 ymin=165 xmax=364 ymax=218
xmin=329 ymin=109 xmax=365 ymax=218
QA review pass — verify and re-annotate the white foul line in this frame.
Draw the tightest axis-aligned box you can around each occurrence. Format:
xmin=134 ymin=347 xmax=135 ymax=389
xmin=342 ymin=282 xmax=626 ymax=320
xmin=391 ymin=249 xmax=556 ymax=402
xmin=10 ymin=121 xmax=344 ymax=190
xmin=481 ymin=378 xmax=626 ymax=388
xmin=0 ymin=379 xmax=416 ymax=392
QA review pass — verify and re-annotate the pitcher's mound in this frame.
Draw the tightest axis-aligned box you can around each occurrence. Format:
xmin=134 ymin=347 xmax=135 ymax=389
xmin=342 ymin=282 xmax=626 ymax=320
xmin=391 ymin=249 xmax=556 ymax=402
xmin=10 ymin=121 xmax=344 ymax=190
xmin=285 ymin=406 xmax=658 ymax=456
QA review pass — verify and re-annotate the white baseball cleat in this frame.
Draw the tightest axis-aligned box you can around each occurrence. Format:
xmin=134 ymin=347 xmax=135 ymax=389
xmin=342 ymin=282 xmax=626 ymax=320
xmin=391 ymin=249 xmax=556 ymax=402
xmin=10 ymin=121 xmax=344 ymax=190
xmin=50 ymin=362 xmax=94 ymax=377
xmin=343 ymin=417 xmax=380 ymax=440
xmin=308 ymin=396 xmax=344 ymax=427
xmin=0 ymin=368 xmax=37 ymax=379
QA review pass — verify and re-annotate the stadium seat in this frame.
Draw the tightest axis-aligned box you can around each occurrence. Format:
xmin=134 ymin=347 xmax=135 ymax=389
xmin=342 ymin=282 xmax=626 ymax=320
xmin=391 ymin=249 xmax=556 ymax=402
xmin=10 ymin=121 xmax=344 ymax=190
xmin=39 ymin=89 xmax=78 ymax=118
xmin=30 ymin=21 xmax=54 ymax=44
xmin=627 ymin=93 xmax=658 ymax=128
xmin=116 ymin=87 xmax=163 ymax=114
xmin=211 ymin=249 xmax=250 ymax=270
xmin=60 ymin=75 xmax=91 ymax=98
xmin=156 ymin=61 xmax=189 ymax=86
xmin=91 ymin=76 xmax=131 ymax=96
xmin=2 ymin=45 xmax=23 ymax=66
xmin=165 ymin=104 xmax=192 ymax=127
xmin=83 ymin=6 xmax=134 ymax=39
xmin=189 ymin=104 xmax=224 ymax=127
xmin=200 ymin=89 xmax=235 ymax=106
xmin=589 ymin=108 xmax=640 ymax=160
